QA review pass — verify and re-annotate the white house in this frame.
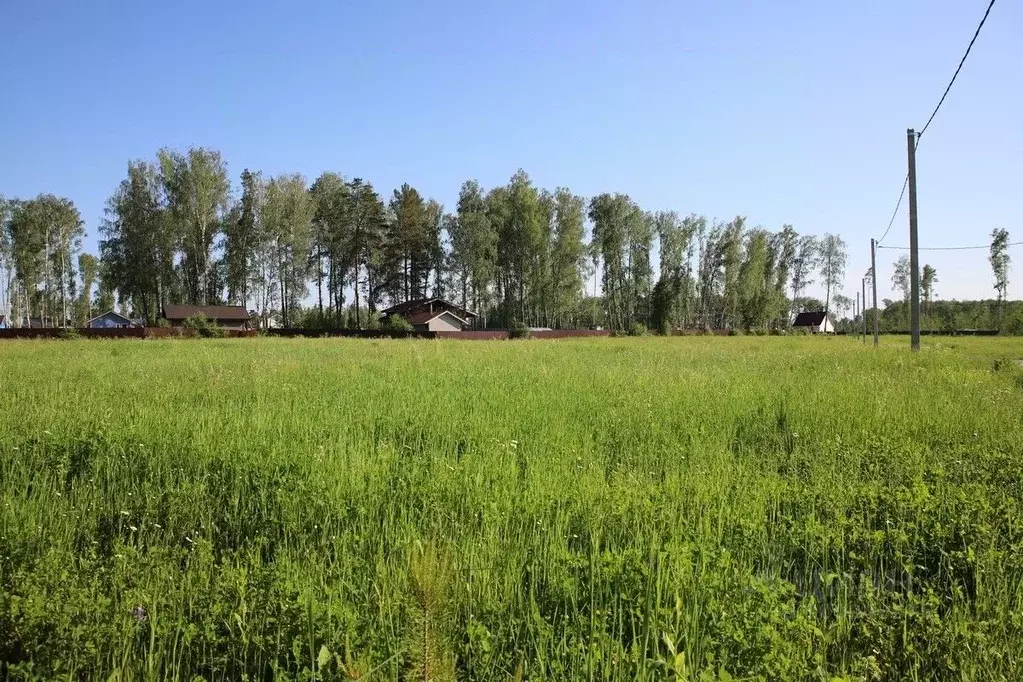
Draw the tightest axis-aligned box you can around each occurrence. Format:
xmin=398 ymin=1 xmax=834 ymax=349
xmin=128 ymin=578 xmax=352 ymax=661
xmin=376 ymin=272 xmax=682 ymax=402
xmin=792 ymin=311 xmax=835 ymax=334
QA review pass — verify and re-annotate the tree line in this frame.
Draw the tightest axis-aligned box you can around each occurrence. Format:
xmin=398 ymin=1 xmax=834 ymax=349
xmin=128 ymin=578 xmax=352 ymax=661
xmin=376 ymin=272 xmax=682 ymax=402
xmin=0 ymin=147 xmax=1012 ymax=332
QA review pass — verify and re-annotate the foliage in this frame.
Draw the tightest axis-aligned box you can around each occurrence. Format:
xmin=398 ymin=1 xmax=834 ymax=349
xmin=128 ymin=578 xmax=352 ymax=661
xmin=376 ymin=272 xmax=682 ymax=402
xmin=182 ymin=314 xmax=226 ymax=338
xmin=627 ymin=321 xmax=648 ymax=336
xmin=383 ymin=314 xmax=414 ymax=332
xmin=508 ymin=320 xmax=531 ymax=339
xmin=989 ymin=228 xmax=1012 ymax=332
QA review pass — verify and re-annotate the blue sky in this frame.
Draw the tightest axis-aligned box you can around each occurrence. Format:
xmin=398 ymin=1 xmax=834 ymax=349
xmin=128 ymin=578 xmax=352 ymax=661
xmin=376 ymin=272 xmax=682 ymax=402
xmin=2 ymin=0 xmax=1020 ymax=302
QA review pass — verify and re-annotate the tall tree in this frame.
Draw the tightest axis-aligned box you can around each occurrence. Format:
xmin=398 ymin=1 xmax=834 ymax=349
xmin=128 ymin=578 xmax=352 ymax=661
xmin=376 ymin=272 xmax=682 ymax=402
xmin=494 ymin=170 xmax=543 ymax=325
xmin=226 ymin=169 xmax=263 ymax=308
xmin=75 ymin=253 xmax=99 ymax=325
xmin=589 ymin=194 xmax=647 ymax=331
xmin=158 ymin=147 xmax=230 ymax=305
xmin=0 ymin=197 xmax=12 ymax=323
xmin=449 ymin=180 xmax=496 ymax=324
xmin=891 ymin=255 xmax=911 ymax=302
xmin=310 ymin=172 xmax=350 ymax=319
xmin=549 ymin=188 xmax=586 ymax=328
xmin=737 ymin=228 xmax=771 ymax=330
xmin=818 ymin=233 xmax=847 ymax=318
xmin=790 ymin=235 xmax=819 ymax=315
xmin=346 ymin=179 xmax=386 ymax=328
xmin=771 ymin=225 xmax=798 ymax=326
xmin=921 ymin=264 xmax=937 ymax=316
xmin=7 ymin=195 xmax=84 ymax=326
xmin=384 ymin=184 xmax=439 ymax=304
xmin=100 ymin=161 xmax=174 ymax=323
xmin=720 ymin=217 xmax=745 ymax=328
xmin=989 ymin=228 xmax=1011 ymax=332
xmin=262 ymin=174 xmax=314 ymax=328
xmin=423 ymin=199 xmax=445 ymax=299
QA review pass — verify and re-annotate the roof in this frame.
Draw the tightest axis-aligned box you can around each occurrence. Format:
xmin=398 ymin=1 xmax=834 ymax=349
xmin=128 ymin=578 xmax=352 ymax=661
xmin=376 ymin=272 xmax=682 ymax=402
xmin=163 ymin=304 xmax=252 ymax=321
xmin=407 ymin=310 xmax=468 ymax=326
xmin=793 ymin=311 xmax=829 ymax=326
xmin=381 ymin=297 xmax=477 ymax=319
xmin=86 ymin=310 xmax=135 ymax=325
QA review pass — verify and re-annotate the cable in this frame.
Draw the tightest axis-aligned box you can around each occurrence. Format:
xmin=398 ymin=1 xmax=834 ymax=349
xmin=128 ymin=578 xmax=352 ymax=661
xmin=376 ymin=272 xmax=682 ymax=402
xmin=918 ymin=0 xmax=997 ymax=139
xmin=877 ymin=173 xmax=910 ymax=244
xmin=876 ymin=0 xmax=996 ymax=244
xmin=877 ymin=240 xmax=1022 ymax=252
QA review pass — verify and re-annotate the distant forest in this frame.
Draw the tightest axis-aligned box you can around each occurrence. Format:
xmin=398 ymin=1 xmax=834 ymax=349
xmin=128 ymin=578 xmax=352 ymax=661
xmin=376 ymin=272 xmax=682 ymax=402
xmin=0 ymin=147 xmax=1015 ymax=332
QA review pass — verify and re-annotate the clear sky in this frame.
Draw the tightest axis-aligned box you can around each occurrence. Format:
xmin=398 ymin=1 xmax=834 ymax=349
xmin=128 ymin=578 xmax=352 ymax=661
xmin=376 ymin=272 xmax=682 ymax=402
xmin=2 ymin=0 xmax=1020 ymax=303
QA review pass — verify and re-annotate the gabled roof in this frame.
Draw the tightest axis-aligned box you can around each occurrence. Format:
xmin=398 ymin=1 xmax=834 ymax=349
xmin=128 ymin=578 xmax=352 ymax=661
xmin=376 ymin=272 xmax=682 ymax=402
xmin=381 ymin=297 xmax=477 ymax=319
xmin=86 ymin=310 xmax=135 ymax=326
xmin=163 ymin=304 xmax=252 ymax=321
xmin=793 ymin=311 xmax=829 ymax=326
xmin=407 ymin=310 xmax=468 ymax=326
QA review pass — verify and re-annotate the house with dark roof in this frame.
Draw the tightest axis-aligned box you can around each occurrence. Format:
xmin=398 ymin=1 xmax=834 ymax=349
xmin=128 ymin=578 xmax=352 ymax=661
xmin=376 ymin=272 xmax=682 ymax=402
xmin=380 ymin=298 xmax=476 ymax=332
xmin=163 ymin=305 xmax=253 ymax=331
xmin=792 ymin=311 xmax=835 ymax=334
xmin=86 ymin=310 xmax=139 ymax=329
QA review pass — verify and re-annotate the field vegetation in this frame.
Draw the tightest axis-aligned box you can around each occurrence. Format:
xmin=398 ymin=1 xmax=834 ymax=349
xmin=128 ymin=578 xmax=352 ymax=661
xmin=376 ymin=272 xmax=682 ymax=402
xmin=1 ymin=336 xmax=1022 ymax=680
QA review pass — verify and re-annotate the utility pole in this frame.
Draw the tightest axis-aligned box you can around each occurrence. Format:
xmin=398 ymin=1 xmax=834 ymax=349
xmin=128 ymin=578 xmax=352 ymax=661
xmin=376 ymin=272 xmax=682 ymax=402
xmin=861 ymin=277 xmax=867 ymax=343
xmin=871 ymin=239 xmax=879 ymax=346
xmin=855 ymin=291 xmax=860 ymax=339
xmin=907 ymin=128 xmax=921 ymax=351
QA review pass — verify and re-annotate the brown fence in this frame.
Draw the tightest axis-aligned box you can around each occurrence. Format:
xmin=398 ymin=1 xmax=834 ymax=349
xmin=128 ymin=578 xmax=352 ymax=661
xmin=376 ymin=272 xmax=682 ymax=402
xmin=265 ymin=328 xmax=433 ymax=339
xmin=434 ymin=330 xmax=510 ymax=340
xmin=0 ymin=327 xmax=257 ymax=340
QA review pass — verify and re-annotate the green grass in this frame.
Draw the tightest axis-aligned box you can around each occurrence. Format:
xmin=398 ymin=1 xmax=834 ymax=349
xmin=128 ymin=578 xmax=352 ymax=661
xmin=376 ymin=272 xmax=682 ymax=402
xmin=1 ymin=335 xmax=1022 ymax=681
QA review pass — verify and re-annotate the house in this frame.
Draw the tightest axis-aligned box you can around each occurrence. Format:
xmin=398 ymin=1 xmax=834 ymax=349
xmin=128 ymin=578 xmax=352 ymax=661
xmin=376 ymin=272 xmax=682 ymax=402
xmin=792 ymin=311 xmax=835 ymax=334
xmin=86 ymin=310 xmax=139 ymax=329
xmin=162 ymin=304 xmax=253 ymax=331
xmin=380 ymin=298 xmax=477 ymax=332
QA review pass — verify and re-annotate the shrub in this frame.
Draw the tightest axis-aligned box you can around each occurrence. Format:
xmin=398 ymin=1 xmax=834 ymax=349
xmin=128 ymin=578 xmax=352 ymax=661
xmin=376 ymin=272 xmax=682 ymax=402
xmin=383 ymin=315 xmax=414 ymax=333
xmin=182 ymin=315 xmax=226 ymax=338
xmin=57 ymin=327 xmax=81 ymax=340
xmin=627 ymin=322 xmax=648 ymax=337
xmin=155 ymin=317 xmax=170 ymax=328
xmin=508 ymin=322 xmax=531 ymax=339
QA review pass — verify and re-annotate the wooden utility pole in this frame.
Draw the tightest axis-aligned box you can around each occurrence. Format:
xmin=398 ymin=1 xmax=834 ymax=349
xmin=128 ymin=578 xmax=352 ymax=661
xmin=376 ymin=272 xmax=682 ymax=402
xmin=855 ymin=292 xmax=860 ymax=339
xmin=907 ymin=129 xmax=921 ymax=351
xmin=871 ymin=239 xmax=879 ymax=346
xmin=861 ymin=277 xmax=867 ymax=343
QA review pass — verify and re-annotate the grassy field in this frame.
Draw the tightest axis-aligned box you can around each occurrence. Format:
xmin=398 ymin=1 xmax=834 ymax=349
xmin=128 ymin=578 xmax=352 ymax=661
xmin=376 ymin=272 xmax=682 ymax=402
xmin=1 ymin=336 xmax=1022 ymax=681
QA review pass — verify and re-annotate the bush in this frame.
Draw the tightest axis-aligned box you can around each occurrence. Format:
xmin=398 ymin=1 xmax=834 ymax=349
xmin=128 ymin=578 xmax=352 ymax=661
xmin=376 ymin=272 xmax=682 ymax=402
xmin=383 ymin=315 xmax=414 ymax=333
xmin=57 ymin=327 xmax=81 ymax=340
xmin=155 ymin=318 xmax=170 ymax=328
xmin=508 ymin=322 xmax=531 ymax=339
xmin=628 ymin=322 xmax=648 ymax=337
xmin=182 ymin=315 xmax=226 ymax=338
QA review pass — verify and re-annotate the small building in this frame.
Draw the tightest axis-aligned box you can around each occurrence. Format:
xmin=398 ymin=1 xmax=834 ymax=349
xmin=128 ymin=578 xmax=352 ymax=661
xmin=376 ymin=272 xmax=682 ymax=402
xmin=381 ymin=298 xmax=477 ymax=332
xmin=86 ymin=310 xmax=138 ymax=329
xmin=792 ymin=311 xmax=835 ymax=334
xmin=162 ymin=304 xmax=253 ymax=331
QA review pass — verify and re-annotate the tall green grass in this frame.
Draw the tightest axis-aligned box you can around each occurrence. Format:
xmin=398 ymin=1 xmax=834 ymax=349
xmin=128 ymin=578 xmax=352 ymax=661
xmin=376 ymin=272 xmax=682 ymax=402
xmin=1 ymin=336 xmax=1021 ymax=680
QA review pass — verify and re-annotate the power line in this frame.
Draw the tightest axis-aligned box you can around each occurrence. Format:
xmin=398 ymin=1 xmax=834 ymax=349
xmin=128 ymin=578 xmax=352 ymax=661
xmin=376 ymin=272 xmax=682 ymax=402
xmin=878 ymin=240 xmax=1022 ymax=252
xmin=876 ymin=0 xmax=997 ymax=244
xmin=877 ymin=172 xmax=910 ymax=244
xmin=918 ymin=0 xmax=997 ymax=139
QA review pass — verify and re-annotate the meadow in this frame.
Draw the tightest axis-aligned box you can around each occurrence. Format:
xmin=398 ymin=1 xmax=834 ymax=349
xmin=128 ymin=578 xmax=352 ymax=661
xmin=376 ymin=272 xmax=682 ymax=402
xmin=1 ymin=335 xmax=1021 ymax=681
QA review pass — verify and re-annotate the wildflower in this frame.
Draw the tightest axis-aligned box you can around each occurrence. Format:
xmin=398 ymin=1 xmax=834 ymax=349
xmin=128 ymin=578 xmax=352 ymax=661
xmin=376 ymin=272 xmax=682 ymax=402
xmin=120 ymin=510 xmax=130 ymax=516
xmin=129 ymin=525 xmax=138 ymax=532
xmin=131 ymin=606 xmax=147 ymax=623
